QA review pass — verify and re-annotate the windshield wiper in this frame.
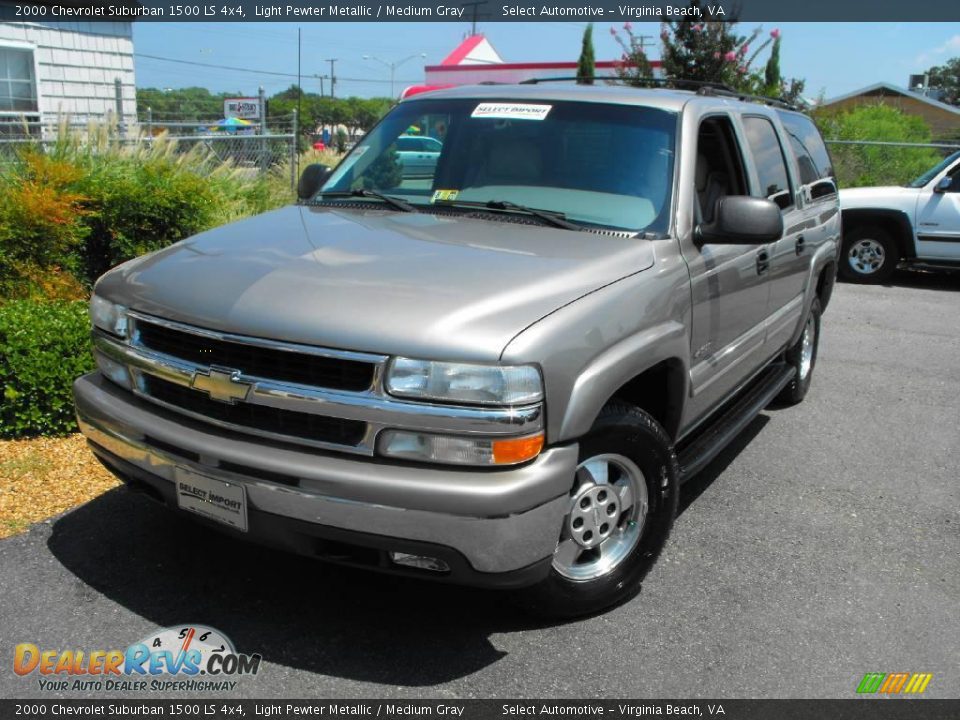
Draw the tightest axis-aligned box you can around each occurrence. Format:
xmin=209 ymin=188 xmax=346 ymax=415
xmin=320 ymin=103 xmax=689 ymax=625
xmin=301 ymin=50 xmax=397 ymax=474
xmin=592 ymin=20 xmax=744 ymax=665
xmin=319 ymin=189 xmax=417 ymax=213
xmin=436 ymin=199 xmax=582 ymax=231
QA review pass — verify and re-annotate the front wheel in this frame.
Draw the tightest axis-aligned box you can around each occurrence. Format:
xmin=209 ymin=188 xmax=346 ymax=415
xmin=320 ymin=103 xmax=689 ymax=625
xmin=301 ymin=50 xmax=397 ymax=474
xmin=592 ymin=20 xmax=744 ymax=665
xmin=839 ymin=226 xmax=899 ymax=284
xmin=519 ymin=402 xmax=679 ymax=618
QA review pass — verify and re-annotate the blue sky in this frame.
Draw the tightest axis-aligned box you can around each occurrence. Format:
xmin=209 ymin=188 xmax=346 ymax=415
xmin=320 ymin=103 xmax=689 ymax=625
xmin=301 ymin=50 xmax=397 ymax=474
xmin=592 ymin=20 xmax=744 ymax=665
xmin=132 ymin=21 xmax=960 ymax=101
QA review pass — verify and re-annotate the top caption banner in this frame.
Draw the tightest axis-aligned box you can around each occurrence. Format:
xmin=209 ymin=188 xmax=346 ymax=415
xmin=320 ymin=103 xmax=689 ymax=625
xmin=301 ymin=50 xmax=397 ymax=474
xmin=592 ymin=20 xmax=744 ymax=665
xmin=1 ymin=0 xmax=959 ymax=22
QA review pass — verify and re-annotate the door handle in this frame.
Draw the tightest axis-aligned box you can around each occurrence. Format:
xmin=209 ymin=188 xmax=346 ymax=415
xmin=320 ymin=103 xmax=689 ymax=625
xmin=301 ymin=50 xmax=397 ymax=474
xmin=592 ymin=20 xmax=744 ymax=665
xmin=795 ymin=235 xmax=806 ymax=256
xmin=756 ymin=249 xmax=770 ymax=275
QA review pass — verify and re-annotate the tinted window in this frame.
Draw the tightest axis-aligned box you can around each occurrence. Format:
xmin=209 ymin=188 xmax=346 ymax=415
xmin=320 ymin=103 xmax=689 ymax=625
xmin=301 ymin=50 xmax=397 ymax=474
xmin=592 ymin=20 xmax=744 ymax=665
xmin=743 ymin=116 xmax=793 ymax=210
xmin=778 ymin=111 xmax=834 ymax=181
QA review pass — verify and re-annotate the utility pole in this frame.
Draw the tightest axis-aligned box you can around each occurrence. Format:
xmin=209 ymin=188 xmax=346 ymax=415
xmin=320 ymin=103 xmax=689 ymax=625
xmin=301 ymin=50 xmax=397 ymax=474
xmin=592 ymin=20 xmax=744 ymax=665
xmin=326 ymin=58 xmax=338 ymax=98
xmin=363 ymin=53 xmax=426 ymax=99
xmin=636 ymin=35 xmax=656 ymax=51
xmin=457 ymin=1 xmax=485 ymax=35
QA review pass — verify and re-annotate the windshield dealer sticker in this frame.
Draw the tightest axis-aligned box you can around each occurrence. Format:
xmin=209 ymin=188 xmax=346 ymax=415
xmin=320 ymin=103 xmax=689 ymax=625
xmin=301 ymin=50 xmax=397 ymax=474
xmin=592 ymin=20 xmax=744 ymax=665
xmin=471 ymin=103 xmax=552 ymax=121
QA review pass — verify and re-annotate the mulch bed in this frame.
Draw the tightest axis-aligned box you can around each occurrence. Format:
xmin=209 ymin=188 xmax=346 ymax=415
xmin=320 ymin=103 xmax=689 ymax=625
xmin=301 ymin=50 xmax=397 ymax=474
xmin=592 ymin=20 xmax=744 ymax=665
xmin=0 ymin=434 xmax=119 ymax=539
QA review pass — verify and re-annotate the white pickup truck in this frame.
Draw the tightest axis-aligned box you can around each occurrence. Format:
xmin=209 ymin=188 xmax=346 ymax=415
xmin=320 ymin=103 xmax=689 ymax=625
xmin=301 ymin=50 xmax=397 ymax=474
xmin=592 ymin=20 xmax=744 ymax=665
xmin=839 ymin=151 xmax=960 ymax=282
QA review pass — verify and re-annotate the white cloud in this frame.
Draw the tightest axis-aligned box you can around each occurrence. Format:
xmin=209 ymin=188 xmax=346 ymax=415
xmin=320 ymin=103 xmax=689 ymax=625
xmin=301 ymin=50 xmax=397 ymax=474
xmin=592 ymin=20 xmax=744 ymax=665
xmin=915 ymin=34 xmax=960 ymax=68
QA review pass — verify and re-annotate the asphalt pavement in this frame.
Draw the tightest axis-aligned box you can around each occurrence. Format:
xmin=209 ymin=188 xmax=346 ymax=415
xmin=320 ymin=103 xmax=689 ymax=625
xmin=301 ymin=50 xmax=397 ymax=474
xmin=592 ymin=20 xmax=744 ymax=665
xmin=2 ymin=271 xmax=959 ymax=699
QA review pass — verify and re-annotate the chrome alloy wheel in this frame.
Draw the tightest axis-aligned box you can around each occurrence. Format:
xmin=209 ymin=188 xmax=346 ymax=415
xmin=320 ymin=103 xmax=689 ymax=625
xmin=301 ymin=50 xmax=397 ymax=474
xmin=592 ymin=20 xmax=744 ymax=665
xmin=799 ymin=312 xmax=816 ymax=381
xmin=848 ymin=238 xmax=885 ymax=275
xmin=552 ymin=453 xmax=649 ymax=582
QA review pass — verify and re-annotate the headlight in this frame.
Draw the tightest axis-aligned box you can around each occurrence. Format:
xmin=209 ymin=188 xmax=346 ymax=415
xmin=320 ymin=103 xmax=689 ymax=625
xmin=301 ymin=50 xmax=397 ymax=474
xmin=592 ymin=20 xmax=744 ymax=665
xmin=386 ymin=358 xmax=542 ymax=406
xmin=89 ymin=295 xmax=128 ymax=338
xmin=378 ymin=430 xmax=544 ymax=466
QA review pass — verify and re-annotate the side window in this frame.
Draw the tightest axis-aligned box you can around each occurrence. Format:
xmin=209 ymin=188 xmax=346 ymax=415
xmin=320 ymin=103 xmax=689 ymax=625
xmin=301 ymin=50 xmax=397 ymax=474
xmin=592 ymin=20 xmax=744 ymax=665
xmin=742 ymin=116 xmax=793 ymax=211
xmin=948 ymin=165 xmax=960 ymax=193
xmin=778 ymin=111 xmax=834 ymax=181
xmin=694 ymin=116 xmax=749 ymax=224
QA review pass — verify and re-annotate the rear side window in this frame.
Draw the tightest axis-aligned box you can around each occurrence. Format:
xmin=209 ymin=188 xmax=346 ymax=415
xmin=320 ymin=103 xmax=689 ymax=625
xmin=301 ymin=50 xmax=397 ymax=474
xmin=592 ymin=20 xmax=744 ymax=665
xmin=742 ymin=116 xmax=793 ymax=210
xmin=778 ymin=111 xmax=834 ymax=181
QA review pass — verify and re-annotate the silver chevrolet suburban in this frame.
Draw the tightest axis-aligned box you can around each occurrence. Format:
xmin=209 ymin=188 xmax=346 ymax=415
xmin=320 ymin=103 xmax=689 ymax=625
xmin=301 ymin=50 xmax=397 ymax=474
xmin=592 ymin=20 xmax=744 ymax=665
xmin=74 ymin=83 xmax=840 ymax=616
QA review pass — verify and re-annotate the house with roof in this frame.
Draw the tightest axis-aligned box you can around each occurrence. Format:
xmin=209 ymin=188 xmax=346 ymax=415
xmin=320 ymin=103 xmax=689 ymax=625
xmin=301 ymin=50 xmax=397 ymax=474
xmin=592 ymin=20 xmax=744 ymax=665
xmin=820 ymin=82 xmax=960 ymax=138
xmin=421 ymin=34 xmax=662 ymax=88
xmin=0 ymin=21 xmax=137 ymax=134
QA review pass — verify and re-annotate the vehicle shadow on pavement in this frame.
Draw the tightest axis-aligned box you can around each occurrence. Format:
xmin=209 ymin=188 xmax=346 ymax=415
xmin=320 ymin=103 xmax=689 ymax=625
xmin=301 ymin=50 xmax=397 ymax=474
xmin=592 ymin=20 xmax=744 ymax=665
xmin=854 ymin=269 xmax=960 ymax=291
xmin=678 ymin=414 xmax=769 ymax=516
xmin=46 ymin=416 xmax=769 ymax=686
xmin=46 ymin=488 xmax=551 ymax=686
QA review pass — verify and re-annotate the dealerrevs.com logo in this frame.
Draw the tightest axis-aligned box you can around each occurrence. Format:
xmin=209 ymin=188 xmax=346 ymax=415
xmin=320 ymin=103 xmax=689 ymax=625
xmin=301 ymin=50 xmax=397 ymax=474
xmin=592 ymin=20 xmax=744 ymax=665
xmin=856 ymin=672 xmax=933 ymax=695
xmin=14 ymin=625 xmax=261 ymax=693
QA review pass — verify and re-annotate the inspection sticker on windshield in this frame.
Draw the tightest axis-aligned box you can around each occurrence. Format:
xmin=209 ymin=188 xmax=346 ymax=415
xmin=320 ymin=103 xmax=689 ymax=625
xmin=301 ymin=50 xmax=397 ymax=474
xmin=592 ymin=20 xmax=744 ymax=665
xmin=431 ymin=189 xmax=459 ymax=203
xmin=471 ymin=103 xmax=552 ymax=121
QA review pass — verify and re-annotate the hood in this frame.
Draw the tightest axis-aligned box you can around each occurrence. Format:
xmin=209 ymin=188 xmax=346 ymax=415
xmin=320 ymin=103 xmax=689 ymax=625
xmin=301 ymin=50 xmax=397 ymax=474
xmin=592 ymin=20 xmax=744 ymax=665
xmin=97 ymin=205 xmax=655 ymax=361
xmin=839 ymin=185 xmax=918 ymax=207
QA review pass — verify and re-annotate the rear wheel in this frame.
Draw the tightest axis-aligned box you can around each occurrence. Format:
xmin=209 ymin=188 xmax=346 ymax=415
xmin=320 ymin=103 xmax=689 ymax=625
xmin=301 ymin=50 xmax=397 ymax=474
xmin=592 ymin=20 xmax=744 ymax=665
xmin=520 ymin=402 xmax=678 ymax=618
xmin=776 ymin=297 xmax=821 ymax=405
xmin=840 ymin=226 xmax=899 ymax=283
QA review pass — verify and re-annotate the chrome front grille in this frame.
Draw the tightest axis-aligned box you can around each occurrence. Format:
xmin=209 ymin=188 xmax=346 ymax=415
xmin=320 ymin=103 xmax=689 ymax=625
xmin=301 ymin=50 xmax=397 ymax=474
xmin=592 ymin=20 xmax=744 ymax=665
xmin=144 ymin=375 xmax=367 ymax=447
xmin=135 ymin=317 xmax=376 ymax=392
xmin=92 ymin=311 xmax=545 ymax=458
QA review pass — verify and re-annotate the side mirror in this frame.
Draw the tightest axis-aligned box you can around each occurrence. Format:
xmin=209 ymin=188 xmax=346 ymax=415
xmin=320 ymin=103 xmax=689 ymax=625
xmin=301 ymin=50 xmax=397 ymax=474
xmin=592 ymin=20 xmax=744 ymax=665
xmin=934 ymin=176 xmax=952 ymax=194
xmin=297 ymin=164 xmax=332 ymax=201
xmin=697 ymin=196 xmax=784 ymax=245
xmin=809 ymin=178 xmax=838 ymax=200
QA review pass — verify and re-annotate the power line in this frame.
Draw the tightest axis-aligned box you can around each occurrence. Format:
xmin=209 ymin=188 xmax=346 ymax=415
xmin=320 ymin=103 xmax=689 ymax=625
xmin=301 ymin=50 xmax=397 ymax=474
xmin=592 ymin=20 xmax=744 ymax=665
xmin=134 ymin=52 xmax=418 ymax=84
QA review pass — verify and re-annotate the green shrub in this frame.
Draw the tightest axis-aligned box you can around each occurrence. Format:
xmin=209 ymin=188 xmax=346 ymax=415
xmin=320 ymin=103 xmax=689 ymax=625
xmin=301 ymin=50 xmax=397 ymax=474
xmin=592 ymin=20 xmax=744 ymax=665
xmin=0 ymin=300 xmax=94 ymax=439
xmin=0 ymin=151 xmax=90 ymax=282
xmin=76 ymin=154 xmax=218 ymax=281
xmin=815 ymin=104 xmax=943 ymax=187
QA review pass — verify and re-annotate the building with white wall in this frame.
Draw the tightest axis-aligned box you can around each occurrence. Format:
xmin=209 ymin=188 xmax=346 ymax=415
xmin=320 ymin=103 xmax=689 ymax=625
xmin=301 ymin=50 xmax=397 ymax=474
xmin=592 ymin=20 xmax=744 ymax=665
xmin=0 ymin=21 xmax=136 ymax=132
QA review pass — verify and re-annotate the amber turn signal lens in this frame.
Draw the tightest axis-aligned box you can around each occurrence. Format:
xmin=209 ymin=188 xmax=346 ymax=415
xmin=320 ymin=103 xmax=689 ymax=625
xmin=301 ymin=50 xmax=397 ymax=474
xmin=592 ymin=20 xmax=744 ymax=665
xmin=492 ymin=433 xmax=545 ymax=465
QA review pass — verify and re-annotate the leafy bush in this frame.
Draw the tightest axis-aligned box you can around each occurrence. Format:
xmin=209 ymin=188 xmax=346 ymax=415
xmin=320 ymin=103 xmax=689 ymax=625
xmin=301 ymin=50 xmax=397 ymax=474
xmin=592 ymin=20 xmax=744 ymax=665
xmin=0 ymin=151 xmax=91 ymax=294
xmin=814 ymin=104 xmax=943 ymax=187
xmin=0 ymin=301 xmax=94 ymax=439
xmin=0 ymin=132 xmax=299 ymax=293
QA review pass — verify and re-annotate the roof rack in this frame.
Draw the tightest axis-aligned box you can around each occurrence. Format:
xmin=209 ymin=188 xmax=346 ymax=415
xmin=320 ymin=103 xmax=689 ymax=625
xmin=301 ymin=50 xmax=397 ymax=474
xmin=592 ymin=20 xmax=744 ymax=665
xmin=518 ymin=76 xmax=736 ymax=93
xmin=515 ymin=75 xmax=802 ymax=112
xmin=694 ymin=85 xmax=801 ymax=111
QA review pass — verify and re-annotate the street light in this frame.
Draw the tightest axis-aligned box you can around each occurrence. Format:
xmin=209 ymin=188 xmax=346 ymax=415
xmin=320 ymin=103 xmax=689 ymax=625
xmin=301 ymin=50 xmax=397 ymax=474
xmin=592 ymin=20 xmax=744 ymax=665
xmin=363 ymin=53 xmax=427 ymax=98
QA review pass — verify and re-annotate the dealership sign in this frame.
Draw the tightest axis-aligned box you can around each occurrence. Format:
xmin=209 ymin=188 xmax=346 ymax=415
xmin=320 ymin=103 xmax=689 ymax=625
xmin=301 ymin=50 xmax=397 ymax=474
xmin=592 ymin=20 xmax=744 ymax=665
xmin=224 ymin=98 xmax=260 ymax=120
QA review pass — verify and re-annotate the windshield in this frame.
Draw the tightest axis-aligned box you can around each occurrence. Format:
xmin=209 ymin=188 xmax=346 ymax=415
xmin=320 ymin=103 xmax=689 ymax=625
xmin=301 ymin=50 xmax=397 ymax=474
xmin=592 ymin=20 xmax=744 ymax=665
xmin=907 ymin=151 xmax=960 ymax=188
xmin=319 ymin=98 xmax=677 ymax=233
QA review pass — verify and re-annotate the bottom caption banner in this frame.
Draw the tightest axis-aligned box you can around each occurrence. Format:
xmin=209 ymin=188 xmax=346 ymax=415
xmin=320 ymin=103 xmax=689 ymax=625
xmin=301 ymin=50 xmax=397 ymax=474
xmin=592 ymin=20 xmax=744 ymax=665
xmin=3 ymin=700 xmax=959 ymax=720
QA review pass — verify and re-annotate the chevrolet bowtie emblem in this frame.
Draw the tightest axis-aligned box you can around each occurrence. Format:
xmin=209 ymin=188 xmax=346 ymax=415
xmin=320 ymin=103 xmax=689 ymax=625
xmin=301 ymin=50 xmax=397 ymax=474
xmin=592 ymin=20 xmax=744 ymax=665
xmin=190 ymin=366 xmax=252 ymax=404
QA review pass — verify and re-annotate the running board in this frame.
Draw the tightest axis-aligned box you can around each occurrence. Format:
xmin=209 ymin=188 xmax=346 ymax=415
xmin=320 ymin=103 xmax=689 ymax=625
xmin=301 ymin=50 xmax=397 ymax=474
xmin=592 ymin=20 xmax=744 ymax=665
xmin=677 ymin=362 xmax=796 ymax=483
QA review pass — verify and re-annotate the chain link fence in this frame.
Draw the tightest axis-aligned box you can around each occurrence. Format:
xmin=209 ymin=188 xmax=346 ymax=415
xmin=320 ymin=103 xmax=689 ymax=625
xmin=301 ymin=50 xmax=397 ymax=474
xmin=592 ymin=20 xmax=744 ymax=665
xmin=824 ymin=139 xmax=960 ymax=188
xmin=0 ymin=113 xmax=300 ymax=187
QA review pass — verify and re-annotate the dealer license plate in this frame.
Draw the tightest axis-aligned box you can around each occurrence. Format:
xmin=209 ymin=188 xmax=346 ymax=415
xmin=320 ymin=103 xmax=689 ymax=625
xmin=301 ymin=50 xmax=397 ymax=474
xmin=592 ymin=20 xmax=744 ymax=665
xmin=174 ymin=467 xmax=248 ymax=533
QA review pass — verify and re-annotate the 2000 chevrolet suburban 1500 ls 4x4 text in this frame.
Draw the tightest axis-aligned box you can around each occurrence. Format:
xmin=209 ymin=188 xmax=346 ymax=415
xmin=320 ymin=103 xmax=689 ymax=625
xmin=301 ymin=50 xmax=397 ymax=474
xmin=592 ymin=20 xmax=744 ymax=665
xmin=74 ymin=84 xmax=840 ymax=616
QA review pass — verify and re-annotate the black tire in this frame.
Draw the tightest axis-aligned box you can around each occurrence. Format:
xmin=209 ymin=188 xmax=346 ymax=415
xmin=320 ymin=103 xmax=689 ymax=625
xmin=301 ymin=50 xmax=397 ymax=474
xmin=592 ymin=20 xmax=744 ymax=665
xmin=519 ymin=402 xmax=679 ymax=618
xmin=776 ymin=297 xmax=822 ymax=405
xmin=839 ymin=225 xmax=899 ymax=284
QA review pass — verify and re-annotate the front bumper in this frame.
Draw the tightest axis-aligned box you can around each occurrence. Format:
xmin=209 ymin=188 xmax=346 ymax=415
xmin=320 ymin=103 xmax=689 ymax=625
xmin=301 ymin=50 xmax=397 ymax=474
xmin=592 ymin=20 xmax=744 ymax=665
xmin=74 ymin=373 xmax=577 ymax=587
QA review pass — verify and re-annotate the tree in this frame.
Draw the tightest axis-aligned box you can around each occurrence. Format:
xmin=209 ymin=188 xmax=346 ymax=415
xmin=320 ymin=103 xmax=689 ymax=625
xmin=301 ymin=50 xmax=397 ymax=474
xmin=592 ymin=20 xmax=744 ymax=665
xmin=610 ymin=23 xmax=653 ymax=86
xmin=136 ymin=87 xmax=239 ymax=122
xmin=577 ymin=24 xmax=596 ymax=85
xmin=923 ymin=57 xmax=960 ymax=106
xmin=610 ymin=3 xmax=805 ymax=102
xmin=814 ymin=104 xmax=942 ymax=187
